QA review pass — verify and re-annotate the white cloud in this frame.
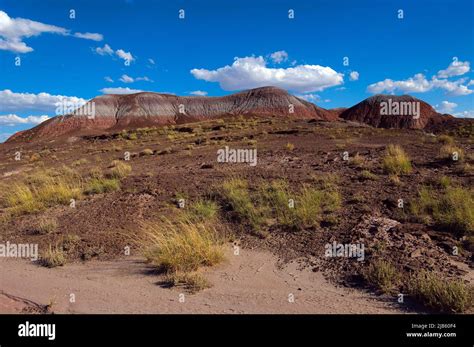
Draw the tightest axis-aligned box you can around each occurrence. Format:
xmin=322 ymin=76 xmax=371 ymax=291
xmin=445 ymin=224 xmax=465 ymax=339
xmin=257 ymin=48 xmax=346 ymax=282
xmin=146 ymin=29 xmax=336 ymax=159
xmin=435 ymin=101 xmax=457 ymax=113
xmin=136 ymin=76 xmax=152 ymax=82
xmin=437 ymin=59 xmax=470 ymax=78
xmin=0 ymin=10 xmax=102 ymax=53
xmin=104 ymin=76 xmax=114 ymax=83
xmin=95 ymin=44 xmax=114 ymax=56
xmin=100 ymin=87 xmax=143 ymax=95
xmin=0 ymin=10 xmax=68 ymax=53
xmin=270 ymin=50 xmax=288 ymax=64
xmin=349 ymin=71 xmax=359 ymax=81
xmin=0 ymin=114 xmax=50 ymax=126
xmin=118 ymin=74 xmax=152 ymax=83
xmin=454 ymin=110 xmax=474 ymax=118
xmin=191 ymin=55 xmax=344 ymax=93
xmin=0 ymin=89 xmax=86 ymax=112
xmin=190 ymin=90 xmax=208 ymax=96
xmin=95 ymin=44 xmax=134 ymax=63
xmin=119 ymin=74 xmax=134 ymax=83
xmin=148 ymin=58 xmax=155 ymax=65
xmin=74 ymin=32 xmax=103 ymax=41
xmin=116 ymin=49 xmax=134 ymax=62
xmin=296 ymin=93 xmax=320 ymax=102
xmin=367 ymin=73 xmax=432 ymax=94
xmin=367 ymin=68 xmax=473 ymax=96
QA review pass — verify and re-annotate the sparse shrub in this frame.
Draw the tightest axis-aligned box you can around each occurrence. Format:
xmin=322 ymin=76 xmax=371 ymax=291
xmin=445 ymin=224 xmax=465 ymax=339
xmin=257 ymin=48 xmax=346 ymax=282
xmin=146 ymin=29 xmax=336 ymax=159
xmin=85 ymin=178 xmax=120 ymax=195
xmin=72 ymin=158 xmax=88 ymax=167
xmin=187 ymin=200 xmax=219 ymax=222
xmin=163 ymin=272 xmax=211 ymax=293
xmin=143 ymin=219 xmax=225 ymax=273
xmin=285 ymin=143 xmax=295 ymax=151
xmin=140 ymin=148 xmax=154 ymax=156
xmin=351 ymin=153 xmax=365 ymax=168
xmin=258 ymin=179 xmax=341 ymax=229
xmin=439 ymin=144 xmax=464 ymax=162
xmin=127 ymin=132 xmax=138 ymax=140
xmin=363 ymin=260 xmax=400 ymax=294
xmin=438 ymin=134 xmax=454 ymax=145
xmin=220 ymin=179 xmax=264 ymax=234
xmin=408 ymin=271 xmax=473 ymax=313
xmin=40 ymin=244 xmax=66 ymax=268
xmin=35 ymin=217 xmax=58 ymax=234
xmin=108 ymin=161 xmax=132 ymax=179
xmin=30 ymin=153 xmax=41 ymax=162
xmin=5 ymin=170 xmax=82 ymax=214
xmin=411 ymin=186 xmax=474 ymax=235
xmin=158 ymin=147 xmax=173 ymax=155
xmin=360 ymin=170 xmax=378 ymax=181
xmin=382 ymin=145 xmax=412 ymax=175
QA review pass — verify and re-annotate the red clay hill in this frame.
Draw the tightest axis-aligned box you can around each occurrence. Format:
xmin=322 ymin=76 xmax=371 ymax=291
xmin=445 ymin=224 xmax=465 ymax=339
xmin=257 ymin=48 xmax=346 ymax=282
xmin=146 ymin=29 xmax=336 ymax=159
xmin=6 ymin=87 xmax=457 ymax=143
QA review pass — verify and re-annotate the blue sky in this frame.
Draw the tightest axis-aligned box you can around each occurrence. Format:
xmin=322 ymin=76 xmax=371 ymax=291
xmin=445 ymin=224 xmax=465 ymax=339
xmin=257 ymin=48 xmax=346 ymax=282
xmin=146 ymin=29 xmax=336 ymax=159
xmin=0 ymin=0 xmax=473 ymax=141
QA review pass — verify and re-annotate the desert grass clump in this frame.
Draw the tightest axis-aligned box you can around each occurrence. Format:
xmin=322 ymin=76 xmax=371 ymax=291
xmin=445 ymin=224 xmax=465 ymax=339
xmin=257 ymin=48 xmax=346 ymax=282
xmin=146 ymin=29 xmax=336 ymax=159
xmin=408 ymin=271 xmax=473 ymax=313
xmin=143 ymin=219 xmax=225 ymax=274
xmin=35 ymin=216 xmax=58 ymax=235
xmin=411 ymin=186 xmax=474 ymax=235
xmin=40 ymin=244 xmax=66 ymax=268
xmin=382 ymin=145 xmax=412 ymax=175
xmin=163 ymin=272 xmax=211 ymax=293
xmin=438 ymin=144 xmax=464 ymax=162
xmin=85 ymin=178 xmax=120 ymax=195
xmin=359 ymin=170 xmax=378 ymax=181
xmin=186 ymin=199 xmax=219 ymax=222
xmin=438 ymin=134 xmax=454 ymax=145
xmin=108 ymin=161 xmax=132 ymax=179
xmin=140 ymin=148 xmax=154 ymax=156
xmin=285 ymin=143 xmax=295 ymax=151
xmin=258 ymin=179 xmax=341 ymax=229
xmin=220 ymin=178 xmax=264 ymax=233
xmin=363 ymin=260 xmax=400 ymax=294
xmin=5 ymin=170 xmax=82 ymax=214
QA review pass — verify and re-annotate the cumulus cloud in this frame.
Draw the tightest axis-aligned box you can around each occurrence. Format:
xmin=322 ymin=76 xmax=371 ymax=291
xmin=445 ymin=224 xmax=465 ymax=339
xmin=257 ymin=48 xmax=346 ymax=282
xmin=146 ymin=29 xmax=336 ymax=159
xmin=119 ymin=74 xmax=134 ymax=83
xmin=0 ymin=10 xmax=102 ymax=53
xmin=0 ymin=89 xmax=86 ymax=112
xmin=367 ymin=64 xmax=473 ymax=96
xmin=116 ymin=49 xmax=134 ymax=62
xmin=95 ymin=44 xmax=134 ymax=63
xmin=436 ymin=101 xmax=457 ymax=113
xmin=270 ymin=50 xmax=288 ymax=64
xmin=190 ymin=90 xmax=208 ymax=96
xmin=191 ymin=55 xmax=344 ymax=93
xmin=118 ymin=74 xmax=152 ymax=83
xmin=437 ymin=59 xmax=470 ymax=78
xmin=0 ymin=114 xmax=50 ymax=126
xmin=295 ymin=93 xmax=320 ymax=102
xmin=74 ymin=32 xmax=103 ymax=41
xmin=100 ymin=87 xmax=143 ymax=94
xmin=349 ymin=71 xmax=359 ymax=81
xmin=454 ymin=110 xmax=474 ymax=118
xmin=95 ymin=43 xmax=114 ymax=56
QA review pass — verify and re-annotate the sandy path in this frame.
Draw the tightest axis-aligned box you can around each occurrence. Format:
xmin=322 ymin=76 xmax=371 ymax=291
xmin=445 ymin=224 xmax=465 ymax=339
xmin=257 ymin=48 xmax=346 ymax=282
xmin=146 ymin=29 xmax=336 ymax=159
xmin=0 ymin=247 xmax=404 ymax=314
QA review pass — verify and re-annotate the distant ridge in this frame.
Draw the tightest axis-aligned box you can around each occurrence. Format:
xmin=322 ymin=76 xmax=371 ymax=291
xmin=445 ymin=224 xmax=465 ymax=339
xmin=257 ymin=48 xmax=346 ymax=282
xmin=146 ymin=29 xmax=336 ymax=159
xmin=6 ymin=88 xmax=460 ymax=143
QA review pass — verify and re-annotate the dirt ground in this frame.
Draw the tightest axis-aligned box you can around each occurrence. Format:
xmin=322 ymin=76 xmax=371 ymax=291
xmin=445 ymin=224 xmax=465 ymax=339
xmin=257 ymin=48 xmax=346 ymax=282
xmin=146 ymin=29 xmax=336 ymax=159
xmin=0 ymin=117 xmax=472 ymax=313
